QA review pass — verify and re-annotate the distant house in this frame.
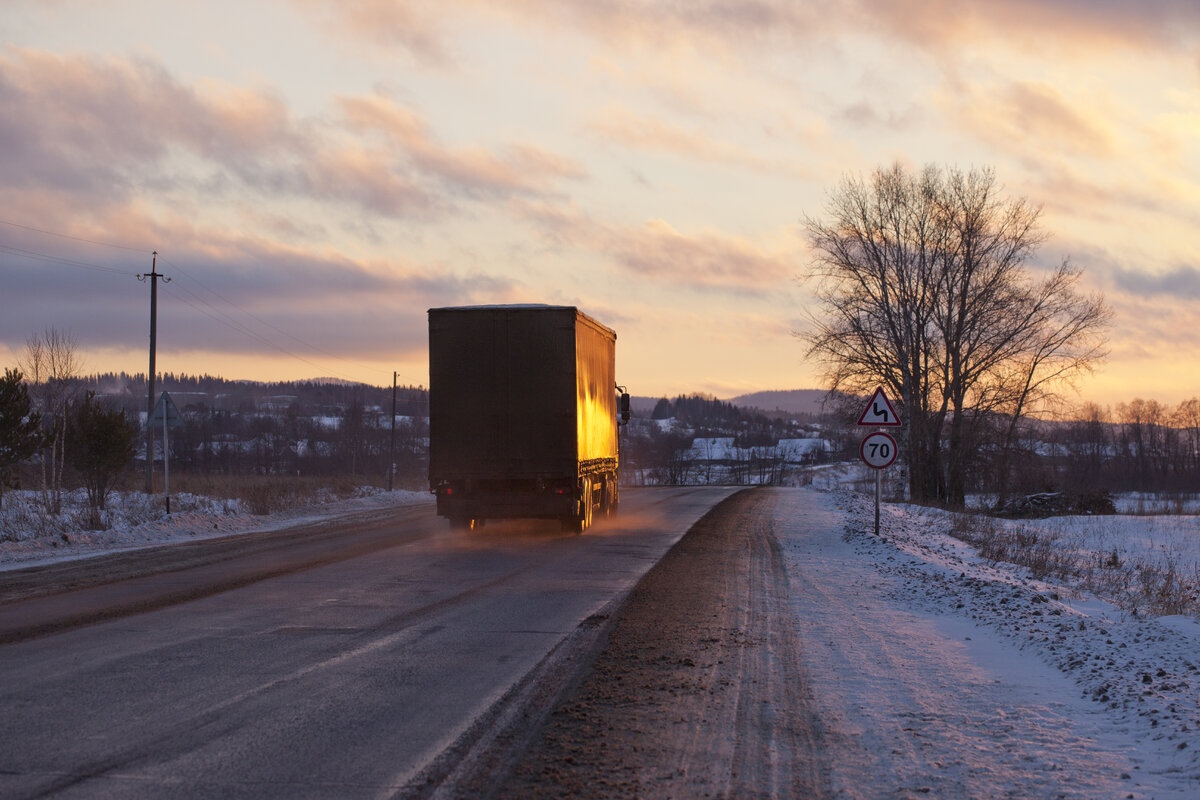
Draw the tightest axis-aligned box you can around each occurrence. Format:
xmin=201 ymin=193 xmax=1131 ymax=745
xmin=686 ymin=437 xmax=738 ymax=461
xmin=776 ymin=438 xmax=833 ymax=463
xmin=258 ymin=395 xmax=298 ymax=412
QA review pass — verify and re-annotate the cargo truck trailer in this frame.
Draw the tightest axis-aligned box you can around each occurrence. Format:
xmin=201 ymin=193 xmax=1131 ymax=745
xmin=427 ymin=305 xmax=629 ymax=533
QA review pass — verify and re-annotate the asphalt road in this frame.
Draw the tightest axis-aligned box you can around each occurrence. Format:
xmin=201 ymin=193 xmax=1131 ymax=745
xmin=0 ymin=486 xmax=737 ymax=799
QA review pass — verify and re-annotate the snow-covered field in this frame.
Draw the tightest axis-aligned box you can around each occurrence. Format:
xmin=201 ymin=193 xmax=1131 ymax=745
xmin=0 ymin=488 xmax=433 ymax=571
xmin=785 ymin=488 xmax=1199 ymax=798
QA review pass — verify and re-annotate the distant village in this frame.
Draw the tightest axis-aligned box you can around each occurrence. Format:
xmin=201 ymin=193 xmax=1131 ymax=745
xmin=85 ymin=373 xmax=835 ymax=490
xmin=28 ymin=372 xmax=1196 ymax=508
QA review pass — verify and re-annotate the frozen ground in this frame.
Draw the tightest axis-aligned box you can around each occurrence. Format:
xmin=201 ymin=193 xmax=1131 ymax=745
xmin=3 ymin=474 xmax=1199 ymax=797
xmin=784 ymin=488 xmax=1199 ymax=799
xmin=0 ymin=488 xmax=433 ymax=571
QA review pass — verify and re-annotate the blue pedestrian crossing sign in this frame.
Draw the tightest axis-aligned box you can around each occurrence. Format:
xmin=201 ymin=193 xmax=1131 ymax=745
xmin=148 ymin=391 xmax=183 ymax=428
xmin=857 ymin=387 xmax=901 ymax=427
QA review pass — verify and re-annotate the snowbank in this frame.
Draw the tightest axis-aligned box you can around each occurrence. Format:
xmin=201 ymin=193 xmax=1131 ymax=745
xmin=824 ymin=490 xmax=1200 ymax=795
xmin=0 ymin=488 xmax=433 ymax=571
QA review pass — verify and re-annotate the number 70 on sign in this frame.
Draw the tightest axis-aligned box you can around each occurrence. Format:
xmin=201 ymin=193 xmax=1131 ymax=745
xmin=860 ymin=431 xmax=898 ymax=469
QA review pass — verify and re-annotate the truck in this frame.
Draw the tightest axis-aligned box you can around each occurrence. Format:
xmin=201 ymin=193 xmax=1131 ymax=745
xmin=427 ymin=305 xmax=630 ymax=532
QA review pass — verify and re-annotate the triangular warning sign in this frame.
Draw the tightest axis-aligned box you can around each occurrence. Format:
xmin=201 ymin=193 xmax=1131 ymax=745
xmin=148 ymin=391 xmax=184 ymax=427
xmin=857 ymin=387 xmax=901 ymax=427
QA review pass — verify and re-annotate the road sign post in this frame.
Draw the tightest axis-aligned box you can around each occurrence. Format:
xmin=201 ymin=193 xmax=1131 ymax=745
xmin=148 ymin=392 xmax=183 ymax=513
xmin=858 ymin=388 xmax=901 ymax=537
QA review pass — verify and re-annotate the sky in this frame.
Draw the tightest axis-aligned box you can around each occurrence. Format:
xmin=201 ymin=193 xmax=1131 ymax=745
xmin=1 ymin=1 xmax=1198 ymax=407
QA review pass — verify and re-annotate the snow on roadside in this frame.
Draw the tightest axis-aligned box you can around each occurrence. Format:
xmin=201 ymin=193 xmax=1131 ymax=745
xmin=803 ymin=488 xmax=1200 ymax=797
xmin=0 ymin=488 xmax=434 ymax=572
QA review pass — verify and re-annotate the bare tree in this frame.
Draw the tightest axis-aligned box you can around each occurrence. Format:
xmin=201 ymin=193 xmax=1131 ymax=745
xmin=803 ymin=164 xmax=947 ymax=501
xmin=802 ymin=164 xmax=1109 ymax=507
xmin=20 ymin=328 xmax=83 ymax=514
xmin=987 ymin=262 xmax=1110 ymax=507
xmin=1175 ymin=398 xmax=1200 ymax=477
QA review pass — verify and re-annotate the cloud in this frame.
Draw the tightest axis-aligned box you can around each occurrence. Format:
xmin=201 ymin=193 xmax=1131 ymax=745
xmin=611 ymin=219 xmax=792 ymax=292
xmin=1113 ymin=264 xmax=1200 ymax=299
xmin=0 ymin=209 xmax=521 ymax=365
xmin=837 ymin=102 xmax=922 ymax=132
xmin=509 ymin=0 xmax=822 ymax=50
xmin=299 ymin=143 xmax=444 ymax=220
xmin=1102 ymin=289 xmax=1200 ymax=364
xmin=0 ymin=48 xmax=585 ymax=226
xmin=0 ymin=47 xmax=318 ymax=212
xmin=302 ymin=1 xmax=1200 ymax=65
xmin=338 ymin=93 xmax=587 ymax=200
xmin=851 ymin=0 xmax=1200 ymax=54
xmin=288 ymin=0 xmax=454 ymax=66
xmin=300 ymin=0 xmax=826 ymax=56
xmin=0 ymin=48 xmax=303 ymax=176
xmin=939 ymin=79 xmax=1117 ymax=161
xmin=0 ymin=50 xmax=166 ymax=194
xmin=513 ymin=200 xmax=796 ymax=294
xmin=587 ymin=107 xmax=811 ymax=178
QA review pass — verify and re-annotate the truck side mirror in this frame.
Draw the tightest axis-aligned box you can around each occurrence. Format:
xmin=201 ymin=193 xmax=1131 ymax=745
xmin=620 ymin=392 xmax=631 ymax=423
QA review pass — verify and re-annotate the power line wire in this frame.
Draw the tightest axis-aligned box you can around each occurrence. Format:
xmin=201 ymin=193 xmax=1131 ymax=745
xmin=0 ymin=218 xmax=393 ymax=386
xmin=160 ymin=282 xmax=348 ymax=378
xmin=159 ymin=256 xmax=394 ymax=382
xmin=0 ymin=242 xmax=135 ymax=275
xmin=0 ymin=217 xmax=149 ymax=253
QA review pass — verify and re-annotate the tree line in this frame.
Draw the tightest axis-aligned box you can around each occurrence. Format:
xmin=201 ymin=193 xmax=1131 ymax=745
xmin=0 ymin=330 xmax=431 ymax=526
xmin=1052 ymin=399 xmax=1200 ymax=495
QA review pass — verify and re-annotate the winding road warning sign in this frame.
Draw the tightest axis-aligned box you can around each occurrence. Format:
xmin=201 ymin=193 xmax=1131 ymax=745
xmin=857 ymin=387 xmax=901 ymax=427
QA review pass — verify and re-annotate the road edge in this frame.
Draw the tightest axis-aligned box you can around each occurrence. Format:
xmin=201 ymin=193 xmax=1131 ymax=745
xmin=393 ymin=489 xmax=762 ymax=800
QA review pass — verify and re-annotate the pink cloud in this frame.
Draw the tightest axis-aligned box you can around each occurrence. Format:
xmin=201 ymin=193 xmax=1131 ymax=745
xmin=300 ymin=144 xmax=443 ymax=220
xmin=587 ymin=108 xmax=810 ymax=177
xmin=0 ymin=202 xmax=520 ymax=362
xmin=941 ymin=79 xmax=1117 ymax=160
xmin=514 ymin=200 xmax=796 ymax=293
xmin=0 ymin=49 xmax=584 ymax=222
xmin=338 ymin=93 xmax=587 ymax=199
xmin=612 ymin=218 xmax=792 ymax=291
xmin=289 ymin=0 xmax=453 ymax=65
xmin=851 ymin=0 xmax=1200 ymax=53
xmin=297 ymin=1 xmax=1200 ymax=64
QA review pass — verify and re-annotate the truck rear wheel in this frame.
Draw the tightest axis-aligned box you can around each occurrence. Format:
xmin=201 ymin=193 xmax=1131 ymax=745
xmin=584 ymin=483 xmax=595 ymax=531
xmin=603 ymin=477 xmax=619 ymax=517
xmin=562 ymin=483 xmax=592 ymax=534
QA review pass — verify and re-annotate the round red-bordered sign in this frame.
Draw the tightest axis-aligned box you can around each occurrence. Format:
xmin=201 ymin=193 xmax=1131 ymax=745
xmin=860 ymin=431 xmax=898 ymax=469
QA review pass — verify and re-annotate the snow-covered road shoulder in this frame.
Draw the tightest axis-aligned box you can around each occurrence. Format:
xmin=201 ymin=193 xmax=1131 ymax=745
xmin=778 ymin=488 xmax=1199 ymax=799
xmin=0 ymin=488 xmax=434 ymax=572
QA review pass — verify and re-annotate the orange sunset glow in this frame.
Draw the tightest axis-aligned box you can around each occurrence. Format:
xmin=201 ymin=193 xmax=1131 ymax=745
xmin=2 ymin=1 xmax=1199 ymax=407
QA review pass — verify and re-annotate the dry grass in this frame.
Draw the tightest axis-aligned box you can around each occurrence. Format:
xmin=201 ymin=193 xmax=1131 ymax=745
xmin=158 ymin=474 xmax=377 ymax=515
xmin=1122 ymin=492 xmax=1200 ymax=516
xmin=947 ymin=511 xmax=1200 ymax=618
xmin=949 ymin=514 xmax=1078 ymax=583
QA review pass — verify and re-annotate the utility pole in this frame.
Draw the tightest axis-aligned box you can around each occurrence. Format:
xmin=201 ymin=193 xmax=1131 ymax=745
xmin=388 ymin=371 xmax=397 ymax=491
xmin=138 ymin=252 xmax=168 ymax=493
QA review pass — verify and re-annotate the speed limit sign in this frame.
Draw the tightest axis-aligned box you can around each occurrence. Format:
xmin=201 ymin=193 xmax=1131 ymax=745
xmin=860 ymin=431 xmax=898 ymax=469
